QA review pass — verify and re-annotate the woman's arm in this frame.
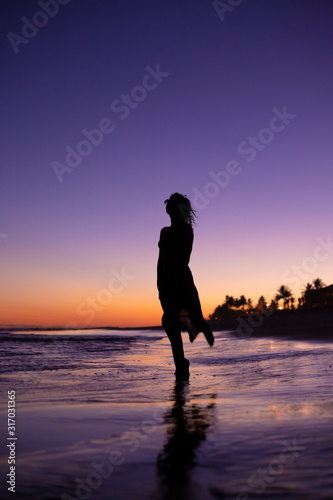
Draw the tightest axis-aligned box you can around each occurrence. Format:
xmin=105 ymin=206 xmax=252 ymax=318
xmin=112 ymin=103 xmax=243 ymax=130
xmin=181 ymin=225 xmax=194 ymax=266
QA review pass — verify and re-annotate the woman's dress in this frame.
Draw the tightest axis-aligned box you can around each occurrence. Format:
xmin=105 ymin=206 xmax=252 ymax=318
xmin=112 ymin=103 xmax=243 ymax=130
xmin=157 ymin=224 xmax=206 ymax=341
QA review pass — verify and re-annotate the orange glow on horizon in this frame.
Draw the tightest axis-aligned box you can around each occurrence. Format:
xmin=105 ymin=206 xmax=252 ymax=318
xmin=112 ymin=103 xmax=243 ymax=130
xmin=1 ymin=259 xmax=328 ymax=329
xmin=1 ymin=291 xmax=163 ymax=329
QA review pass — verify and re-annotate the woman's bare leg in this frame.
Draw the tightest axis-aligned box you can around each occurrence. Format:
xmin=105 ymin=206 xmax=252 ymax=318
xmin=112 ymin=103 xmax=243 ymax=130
xmin=162 ymin=307 xmax=189 ymax=379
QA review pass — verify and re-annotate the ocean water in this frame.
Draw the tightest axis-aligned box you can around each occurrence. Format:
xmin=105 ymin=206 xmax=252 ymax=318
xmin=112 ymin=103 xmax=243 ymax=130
xmin=1 ymin=328 xmax=333 ymax=499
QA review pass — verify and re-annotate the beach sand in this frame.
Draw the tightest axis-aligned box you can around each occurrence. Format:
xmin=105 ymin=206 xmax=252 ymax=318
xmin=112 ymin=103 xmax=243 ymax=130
xmin=1 ymin=325 xmax=333 ymax=499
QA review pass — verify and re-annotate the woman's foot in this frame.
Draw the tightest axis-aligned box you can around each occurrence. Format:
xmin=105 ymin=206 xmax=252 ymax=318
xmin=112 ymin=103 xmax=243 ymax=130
xmin=175 ymin=358 xmax=190 ymax=381
xmin=202 ymin=322 xmax=214 ymax=346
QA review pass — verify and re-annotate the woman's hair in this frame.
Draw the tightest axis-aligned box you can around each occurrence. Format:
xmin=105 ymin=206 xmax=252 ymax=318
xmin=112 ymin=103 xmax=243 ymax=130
xmin=164 ymin=193 xmax=197 ymax=226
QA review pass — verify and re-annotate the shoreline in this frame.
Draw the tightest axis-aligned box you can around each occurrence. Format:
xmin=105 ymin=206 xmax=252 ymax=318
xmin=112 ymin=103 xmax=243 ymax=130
xmin=0 ymin=325 xmax=164 ymax=332
xmin=1 ymin=308 xmax=332 ymax=341
xmin=1 ymin=315 xmax=333 ymax=499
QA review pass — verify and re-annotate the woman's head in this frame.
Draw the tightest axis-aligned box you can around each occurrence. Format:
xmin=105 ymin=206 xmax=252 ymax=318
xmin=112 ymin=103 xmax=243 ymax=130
xmin=164 ymin=193 xmax=197 ymax=226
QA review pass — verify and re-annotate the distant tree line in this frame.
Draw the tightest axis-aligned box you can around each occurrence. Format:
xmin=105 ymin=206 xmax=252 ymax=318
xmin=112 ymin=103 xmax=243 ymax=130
xmin=209 ymin=277 xmax=333 ymax=321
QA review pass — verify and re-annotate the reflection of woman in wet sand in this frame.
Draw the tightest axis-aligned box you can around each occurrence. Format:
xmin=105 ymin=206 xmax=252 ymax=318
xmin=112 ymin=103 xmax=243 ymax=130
xmin=157 ymin=193 xmax=214 ymax=381
xmin=157 ymin=382 xmax=215 ymax=496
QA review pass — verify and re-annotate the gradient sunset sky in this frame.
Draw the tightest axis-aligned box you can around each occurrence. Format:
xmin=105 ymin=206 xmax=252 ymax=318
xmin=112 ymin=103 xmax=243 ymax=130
xmin=1 ymin=0 xmax=332 ymax=328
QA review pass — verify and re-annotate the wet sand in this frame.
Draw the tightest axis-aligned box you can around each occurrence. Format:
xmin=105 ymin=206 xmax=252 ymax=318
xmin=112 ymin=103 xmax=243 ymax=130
xmin=1 ymin=328 xmax=333 ymax=499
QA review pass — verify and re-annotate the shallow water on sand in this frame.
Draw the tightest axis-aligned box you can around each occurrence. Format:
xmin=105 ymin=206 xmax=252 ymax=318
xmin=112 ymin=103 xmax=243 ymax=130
xmin=1 ymin=329 xmax=333 ymax=499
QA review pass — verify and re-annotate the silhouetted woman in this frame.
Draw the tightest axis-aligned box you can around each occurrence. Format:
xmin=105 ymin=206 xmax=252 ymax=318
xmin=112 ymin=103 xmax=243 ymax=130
xmin=157 ymin=193 xmax=214 ymax=381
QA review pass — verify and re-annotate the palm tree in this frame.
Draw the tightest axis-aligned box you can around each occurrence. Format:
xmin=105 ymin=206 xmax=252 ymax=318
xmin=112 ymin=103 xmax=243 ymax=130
xmin=209 ymin=304 xmax=224 ymax=321
xmin=257 ymin=295 xmax=266 ymax=313
xmin=312 ymin=278 xmax=326 ymax=290
xmin=275 ymin=285 xmax=292 ymax=309
xmin=234 ymin=297 xmax=241 ymax=309
xmin=302 ymin=278 xmax=327 ymax=309
xmin=239 ymin=295 xmax=247 ymax=312
xmin=301 ymin=282 xmax=313 ymax=306
xmin=270 ymin=299 xmax=277 ymax=311
xmin=302 ymin=282 xmax=313 ymax=294
xmin=247 ymin=298 xmax=253 ymax=313
xmin=226 ymin=295 xmax=235 ymax=308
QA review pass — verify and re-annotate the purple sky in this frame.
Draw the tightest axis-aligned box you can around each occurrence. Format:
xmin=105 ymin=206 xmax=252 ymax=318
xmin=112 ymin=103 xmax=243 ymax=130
xmin=1 ymin=0 xmax=333 ymax=327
